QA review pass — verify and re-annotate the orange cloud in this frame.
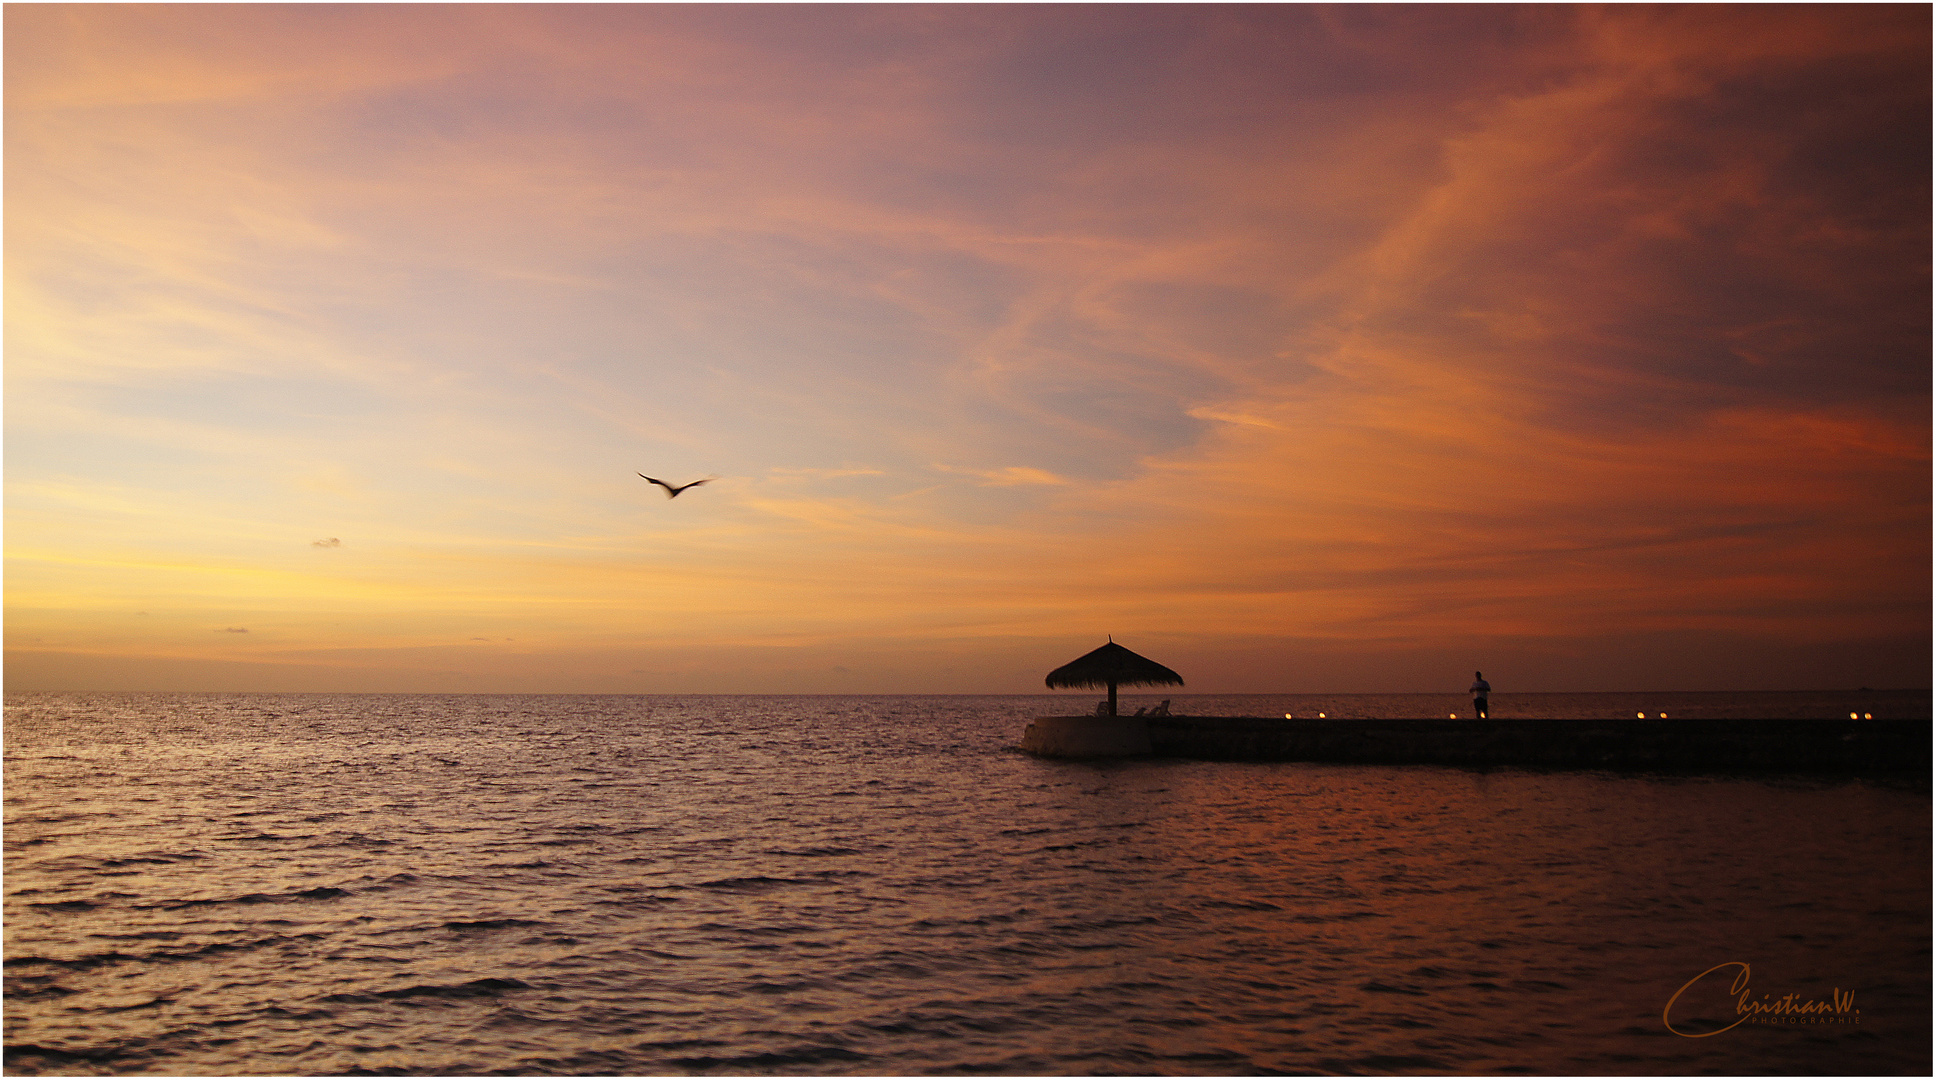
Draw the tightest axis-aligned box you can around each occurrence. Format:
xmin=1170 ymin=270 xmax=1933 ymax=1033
xmin=6 ymin=5 xmax=1925 ymax=692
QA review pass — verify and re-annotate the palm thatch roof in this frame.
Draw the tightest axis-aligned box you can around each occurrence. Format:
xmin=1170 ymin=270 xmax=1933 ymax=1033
xmin=1045 ymin=640 xmax=1184 ymax=691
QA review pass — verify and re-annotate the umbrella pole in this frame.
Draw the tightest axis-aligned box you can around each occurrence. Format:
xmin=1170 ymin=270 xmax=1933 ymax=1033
xmin=1108 ymin=681 xmax=1117 ymax=717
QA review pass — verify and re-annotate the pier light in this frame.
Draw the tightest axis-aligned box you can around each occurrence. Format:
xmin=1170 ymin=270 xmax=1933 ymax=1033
xmin=1659 ymin=713 xmax=1666 ymax=719
xmin=1850 ymin=712 xmax=1859 ymax=720
xmin=1637 ymin=712 xmax=1645 ymax=719
xmin=1450 ymin=713 xmax=1457 ymax=719
xmin=1864 ymin=713 xmax=1873 ymax=720
xmin=1318 ymin=712 xmax=1326 ymax=718
xmin=1285 ymin=713 xmax=1293 ymax=719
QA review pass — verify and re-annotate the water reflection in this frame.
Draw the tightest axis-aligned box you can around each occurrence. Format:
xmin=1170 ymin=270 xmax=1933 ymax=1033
xmin=4 ymin=692 xmax=1928 ymax=1075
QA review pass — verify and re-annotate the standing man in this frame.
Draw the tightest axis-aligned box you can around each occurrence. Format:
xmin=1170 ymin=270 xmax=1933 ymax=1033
xmin=1469 ymin=671 xmax=1491 ymax=719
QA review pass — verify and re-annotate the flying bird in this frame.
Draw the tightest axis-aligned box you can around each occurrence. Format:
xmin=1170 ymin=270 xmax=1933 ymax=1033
xmin=639 ymin=474 xmax=715 ymax=499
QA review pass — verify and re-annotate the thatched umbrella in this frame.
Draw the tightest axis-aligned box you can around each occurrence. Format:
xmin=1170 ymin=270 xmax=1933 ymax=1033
xmin=1045 ymin=638 xmax=1184 ymax=717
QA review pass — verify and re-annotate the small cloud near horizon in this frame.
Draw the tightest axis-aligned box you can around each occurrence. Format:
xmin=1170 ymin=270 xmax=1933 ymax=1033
xmin=1187 ymin=407 xmax=1283 ymax=430
xmin=312 ymin=537 xmax=342 ymax=547
xmin=220 ymin=627 xmax=248 ymax=633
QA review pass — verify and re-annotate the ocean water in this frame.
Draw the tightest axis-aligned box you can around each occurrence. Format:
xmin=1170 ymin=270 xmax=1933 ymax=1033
xmin=4 ymin=692 xmax=1929 ymax=1076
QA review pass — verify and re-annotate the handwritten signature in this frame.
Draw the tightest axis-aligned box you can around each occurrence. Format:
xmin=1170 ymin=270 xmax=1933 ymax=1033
xmin=1663 ymin=962 xmax=1859 ymax=1037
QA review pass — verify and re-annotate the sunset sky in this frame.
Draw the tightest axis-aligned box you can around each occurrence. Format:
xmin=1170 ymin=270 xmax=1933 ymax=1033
xmin=7 ymin=4 xmax=1929 ymax=694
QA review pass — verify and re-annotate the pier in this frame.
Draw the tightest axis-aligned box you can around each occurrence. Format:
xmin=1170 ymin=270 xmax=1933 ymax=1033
xmin=1025 ymin=715 xmax=1930 ymax=774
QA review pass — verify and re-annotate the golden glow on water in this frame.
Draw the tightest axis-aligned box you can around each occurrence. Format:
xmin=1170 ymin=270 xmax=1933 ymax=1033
xmin=5 ymin=692 xmax=1927 ymax=1075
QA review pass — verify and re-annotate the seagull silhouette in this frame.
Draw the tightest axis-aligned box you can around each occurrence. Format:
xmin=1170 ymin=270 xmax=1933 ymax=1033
xmin=639 ymin=474 xmax=715 ymax=498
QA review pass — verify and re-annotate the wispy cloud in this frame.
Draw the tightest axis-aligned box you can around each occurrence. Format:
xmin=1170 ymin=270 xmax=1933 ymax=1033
xmin=764 ymin=467 xmax=887 ymax=481
xmin=6 ymin=5 xmax=1924 ymax=692
xmin=935 ymin=464 xmax=1072 ymax=488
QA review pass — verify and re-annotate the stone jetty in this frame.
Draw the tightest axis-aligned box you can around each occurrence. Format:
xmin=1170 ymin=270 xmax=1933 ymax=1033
xmin=1024 ymin=714 xmax=1929 ymax=775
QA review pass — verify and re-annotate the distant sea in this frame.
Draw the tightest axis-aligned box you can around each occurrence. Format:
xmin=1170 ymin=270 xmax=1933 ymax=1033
xmin=5 ymin=692 xmax=1929 ymax=1075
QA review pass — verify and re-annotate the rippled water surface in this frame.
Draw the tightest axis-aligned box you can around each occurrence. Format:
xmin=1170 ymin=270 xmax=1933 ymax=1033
xmin=5 ymin=693 xmax=1929 ymax=1075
